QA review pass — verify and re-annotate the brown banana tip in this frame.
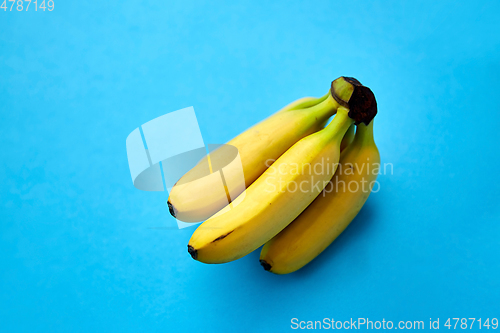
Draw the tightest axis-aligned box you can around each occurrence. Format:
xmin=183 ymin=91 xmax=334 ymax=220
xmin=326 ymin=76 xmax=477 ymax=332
xmin=260 ymin=259 xmax=272 ymax=271
xmin=188 ymin=245 xmax=198 ymax=260
xmin=331 ymin=76 xmax=378 ymax=125
xmin=167 ymin=200 xmax=176 ymax=218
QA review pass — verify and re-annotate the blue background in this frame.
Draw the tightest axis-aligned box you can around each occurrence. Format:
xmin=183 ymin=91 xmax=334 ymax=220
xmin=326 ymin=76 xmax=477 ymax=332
xmin=1 ymin=0 xmax=499 ymax=331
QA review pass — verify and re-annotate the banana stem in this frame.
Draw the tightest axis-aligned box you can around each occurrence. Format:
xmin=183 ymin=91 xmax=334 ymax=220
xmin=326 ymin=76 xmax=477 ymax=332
xmin=353 ymin=120 xmax=375 ymax=146
xmin=308 ymin=91 xmax=331 ymax=107
xmin=323 ymin=107 xmax=354 ymax=140
xmin=301 ymin=93 xmax=340 ymax=119
xmin=340 ymin=124 xmax=355 ymax=151
xmin=294 ymin=92 xmax=331 ymax=110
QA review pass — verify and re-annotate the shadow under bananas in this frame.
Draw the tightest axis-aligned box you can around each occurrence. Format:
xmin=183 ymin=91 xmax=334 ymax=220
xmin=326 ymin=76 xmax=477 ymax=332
xmin=286 ymin=199 xmax=379 ymax=279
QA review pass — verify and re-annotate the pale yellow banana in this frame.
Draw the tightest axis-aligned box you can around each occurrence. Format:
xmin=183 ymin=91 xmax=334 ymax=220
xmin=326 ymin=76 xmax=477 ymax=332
xmin=168 ymin=91 xmax=336 ymax=223
xmin=259 ymin=120 xmax=380 ymax=274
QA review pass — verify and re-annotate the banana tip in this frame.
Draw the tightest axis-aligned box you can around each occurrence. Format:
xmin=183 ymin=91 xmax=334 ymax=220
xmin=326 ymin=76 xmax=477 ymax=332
xmin=167 ymin=200 xmax=176 ymax=218
xmin=188 ymin=245 xmax=198 ymax=260
xmin=259 ymin=259 xmax=272 ymax=271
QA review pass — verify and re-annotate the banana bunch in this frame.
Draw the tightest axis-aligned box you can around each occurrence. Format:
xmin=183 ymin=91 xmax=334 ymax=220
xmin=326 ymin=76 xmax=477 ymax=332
xmin=172 ymin=76 xmax=379 ymax=273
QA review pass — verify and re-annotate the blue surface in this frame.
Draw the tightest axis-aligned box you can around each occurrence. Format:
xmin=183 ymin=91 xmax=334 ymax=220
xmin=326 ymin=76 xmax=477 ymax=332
xmin=1 ymin=1 xmax=499 ymax=332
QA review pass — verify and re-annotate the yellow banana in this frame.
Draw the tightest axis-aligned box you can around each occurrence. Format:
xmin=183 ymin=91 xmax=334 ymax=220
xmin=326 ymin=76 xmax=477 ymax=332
xmin=188 ymin=78 xmax=377 ymax=264
xmin=168 ymin=91 xmax=336 ymax=223
xmin=259 ymin=120 xmax=380 ymax=274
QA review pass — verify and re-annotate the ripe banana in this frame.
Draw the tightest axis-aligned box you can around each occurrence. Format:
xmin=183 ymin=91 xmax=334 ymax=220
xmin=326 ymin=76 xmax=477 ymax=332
xmin=188 ymin=78 xmax=377 ymax=264
xmin=168 ymin=90 xmax=336 ymax=223
xmin=259 ymin=120 xmax=380 ymax=274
